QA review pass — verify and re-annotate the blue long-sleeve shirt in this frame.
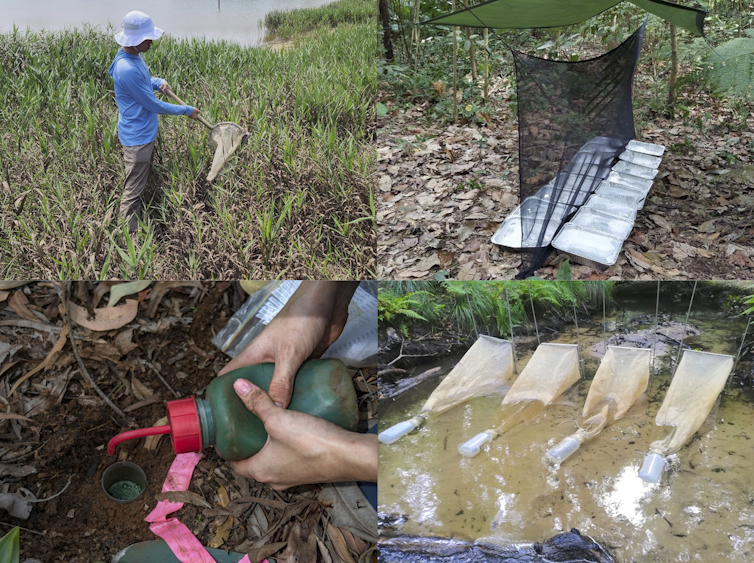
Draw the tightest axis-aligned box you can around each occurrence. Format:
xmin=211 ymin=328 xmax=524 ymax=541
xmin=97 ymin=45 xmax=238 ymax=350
xmin=108 ymin=49 xmax=194 ymax=147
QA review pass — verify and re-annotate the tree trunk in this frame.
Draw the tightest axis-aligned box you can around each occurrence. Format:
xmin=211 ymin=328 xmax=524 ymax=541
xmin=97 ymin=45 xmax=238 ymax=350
xmin=452 ymin=0 xmax=458 ymax=123
xmin=484 ymin=28 xmax=489 ymax=104
xmin=461 ymin=0 xmax=477 ymax=81
xmin=379 ymin=0 xmax=393 ymax=61
xmin=668 ymin=24 xmax=678 ymax=108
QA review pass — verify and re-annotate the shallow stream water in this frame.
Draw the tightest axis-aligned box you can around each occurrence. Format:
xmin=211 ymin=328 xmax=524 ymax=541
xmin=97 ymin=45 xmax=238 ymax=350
xmin=0 ymin=0 xmax=332 ymax=45
xmin=380 ymin=292 xmax=754 ymax=562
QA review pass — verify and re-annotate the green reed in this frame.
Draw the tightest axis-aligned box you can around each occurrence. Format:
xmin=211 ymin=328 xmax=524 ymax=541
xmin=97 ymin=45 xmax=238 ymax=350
xmin=0 ymin=13 xmax=378 ymax=279
xmin=264 ymin=0 xmax=376 ymax=41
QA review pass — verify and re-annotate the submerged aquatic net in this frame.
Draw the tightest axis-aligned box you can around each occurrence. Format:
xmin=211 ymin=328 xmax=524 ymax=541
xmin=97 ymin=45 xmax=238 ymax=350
xmin=547 ymin=346 xmax=650 ymax=464
xmin=378 ymin=336 xmax=515 ymax=444
xmin=207 ymin=122 xmax=249 ymax=182
xmin=459 ymin=343 xmax=581 ymax=457
xmin=639 ymin=350 xmax=734 ymax=483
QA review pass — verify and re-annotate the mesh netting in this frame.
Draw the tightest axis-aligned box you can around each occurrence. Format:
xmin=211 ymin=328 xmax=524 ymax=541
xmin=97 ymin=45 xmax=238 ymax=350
xmin=583 ymin=346 xmax=650 ymax=419
xmin=502 ymin=343 xmax=580 ymax=405
xmin=512 ymin=22 xmax=646 ymax=277
xmin=421 ymin=335 xmax=515 ymax=415
xmin=208 ymin=122 xmax=248 ymax=182
xmin=570 ymin=346 xmax=649 ymax=443
xmin=652 ymin=350 xmax=734 ymax=456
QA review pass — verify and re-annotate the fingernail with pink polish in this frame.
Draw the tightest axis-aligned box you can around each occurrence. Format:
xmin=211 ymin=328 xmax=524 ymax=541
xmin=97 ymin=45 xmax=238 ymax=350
xmin=234 ymin=379 xmax=253 ymax=395
xmin=274 ymin=402 xmax=283 ymax=408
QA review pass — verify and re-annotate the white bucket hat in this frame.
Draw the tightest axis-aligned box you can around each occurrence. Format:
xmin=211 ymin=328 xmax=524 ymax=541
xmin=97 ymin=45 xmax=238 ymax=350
xmin=114 ymin=11 xmax=164 ymax=47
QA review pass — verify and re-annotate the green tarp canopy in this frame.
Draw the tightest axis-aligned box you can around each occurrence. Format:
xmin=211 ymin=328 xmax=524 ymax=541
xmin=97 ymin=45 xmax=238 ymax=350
xmin=423 ymin=0 xmax=705 ymax=36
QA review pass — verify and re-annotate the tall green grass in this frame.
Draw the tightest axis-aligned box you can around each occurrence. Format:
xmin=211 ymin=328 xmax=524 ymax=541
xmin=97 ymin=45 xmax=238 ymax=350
xmin=264 ymin=0 xmax=376 ymax=41
xmin=0 ymin=13 xmax=378 ymax=279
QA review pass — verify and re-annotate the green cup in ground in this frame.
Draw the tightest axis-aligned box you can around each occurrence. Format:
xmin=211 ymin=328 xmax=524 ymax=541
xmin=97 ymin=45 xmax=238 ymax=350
xmin=102 ymin=461 xmax=147 ymax=504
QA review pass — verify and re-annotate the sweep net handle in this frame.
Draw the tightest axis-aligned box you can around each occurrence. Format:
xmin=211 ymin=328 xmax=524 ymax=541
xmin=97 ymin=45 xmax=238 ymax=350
xmin=165 ymin=90 xmax=214 ymax=130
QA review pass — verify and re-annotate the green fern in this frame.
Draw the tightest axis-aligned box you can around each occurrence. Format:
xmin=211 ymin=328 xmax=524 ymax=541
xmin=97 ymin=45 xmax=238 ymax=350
xmin=705 ymin=29 xmax=754 ymax=99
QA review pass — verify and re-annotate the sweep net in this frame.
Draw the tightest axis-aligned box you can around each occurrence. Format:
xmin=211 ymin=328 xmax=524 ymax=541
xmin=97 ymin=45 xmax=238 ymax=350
xmin=207 ymin=122 xmax=248 ymax=182
xmin=502 ymin=343 xmax=581 ymax=405
xmin=651 ymin=350 xmax=734 ymax=455
xmin=421 ymin=335 xmax=515 ymax=415
xmin=512 ymin=22 xmax=646 ymax=277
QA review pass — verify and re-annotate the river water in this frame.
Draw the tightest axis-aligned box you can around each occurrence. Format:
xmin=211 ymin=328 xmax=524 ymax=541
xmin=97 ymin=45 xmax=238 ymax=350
xmin=380 ymin=291 xmax=754 ymax=562
xmin=0 ymin=0 xmax=333 ymax=44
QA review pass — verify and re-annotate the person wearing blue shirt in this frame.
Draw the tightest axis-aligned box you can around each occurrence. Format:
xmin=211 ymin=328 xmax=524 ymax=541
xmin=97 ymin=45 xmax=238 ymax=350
xmin=108 ymin=11 xmax=200 ymax=233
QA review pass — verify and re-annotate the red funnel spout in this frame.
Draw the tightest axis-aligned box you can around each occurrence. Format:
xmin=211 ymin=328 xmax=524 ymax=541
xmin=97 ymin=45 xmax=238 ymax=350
xmin=107 ymin=397 xmax=203 ymax=456
xmin=108 ymin=425 xmax=172 ymax=455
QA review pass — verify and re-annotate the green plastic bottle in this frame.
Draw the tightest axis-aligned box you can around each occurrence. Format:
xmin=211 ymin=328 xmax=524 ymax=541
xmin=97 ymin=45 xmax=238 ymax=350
xmin=108 ymin=359 xmax=359 ymax=461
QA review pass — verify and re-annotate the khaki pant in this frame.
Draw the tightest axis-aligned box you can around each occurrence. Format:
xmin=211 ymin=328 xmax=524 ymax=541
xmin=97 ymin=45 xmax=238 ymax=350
xmin=121 ymin=141 xmax=155 ymax=233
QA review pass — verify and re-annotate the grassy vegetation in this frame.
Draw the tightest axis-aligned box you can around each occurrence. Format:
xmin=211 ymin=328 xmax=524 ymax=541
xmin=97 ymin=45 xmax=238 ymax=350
xmin=379 ymin=280 xmax=615 ymax=336
xmin=264 ymin=0 xmax=376 ymax=41
xmin=0 ymin=1 xmax=378 ymax=279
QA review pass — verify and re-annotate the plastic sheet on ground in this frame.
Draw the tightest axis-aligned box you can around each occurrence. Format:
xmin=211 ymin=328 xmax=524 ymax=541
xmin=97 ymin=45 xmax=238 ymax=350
xmin=651 ymin=350 xmax=734 ymax=455
xmin=420 ymin=335 xmax=515 ymax=415
xmin=502 ymin=343 xmax=580 ymax=406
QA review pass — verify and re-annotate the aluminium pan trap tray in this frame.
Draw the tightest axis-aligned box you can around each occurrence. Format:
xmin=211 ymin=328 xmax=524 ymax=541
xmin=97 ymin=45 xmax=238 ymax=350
xmin=568 ymin=207 xmax=635 ymax=240
xmin=619 ymin=149 xmax=663 ymax=169
xmin=612 ymin=160 xmax=658 ymax=180
xmin=626 ymin=139 xmax=666 ymax=156
xmin=552 ymin=223 xmax=625 ymax=267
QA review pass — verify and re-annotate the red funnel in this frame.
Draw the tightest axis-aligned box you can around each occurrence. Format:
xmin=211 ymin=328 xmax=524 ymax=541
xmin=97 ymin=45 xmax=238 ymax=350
xmin=107 ymin=397 xmax=203 ymax=456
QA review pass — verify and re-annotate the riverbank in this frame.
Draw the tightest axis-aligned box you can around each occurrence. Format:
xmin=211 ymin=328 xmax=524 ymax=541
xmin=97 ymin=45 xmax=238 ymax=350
xmin=0 ymin=0 xmax=378 ymax=279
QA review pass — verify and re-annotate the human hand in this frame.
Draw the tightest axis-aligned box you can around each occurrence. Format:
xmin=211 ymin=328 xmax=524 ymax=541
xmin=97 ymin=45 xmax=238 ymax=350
xmin=159 ymin=81 xmax=171 ymax=94
xmin=189 ymin=108 xmax=200 ymax=121
xmin=219 ymin=281 xmax=358 ymax=408
xmin=231 ymin=378 xmax=377 ymax=490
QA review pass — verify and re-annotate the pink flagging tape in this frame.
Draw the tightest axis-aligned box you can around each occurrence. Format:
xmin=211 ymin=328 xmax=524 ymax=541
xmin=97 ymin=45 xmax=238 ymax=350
xmin=145 ymin=453 xmax=214 ymax=563
xmin=144 ymin=452 xmax=269 ymax=563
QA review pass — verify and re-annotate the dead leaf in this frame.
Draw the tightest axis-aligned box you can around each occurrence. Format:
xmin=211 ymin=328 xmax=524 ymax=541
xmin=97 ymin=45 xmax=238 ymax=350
xmin=8 ymin=291 xmax=40 ymax=322
xmin=315 ymin=536 xmax=333 ymax=563
xmin=247 ymin=542 xmax=288 ymax=563
xmin=698 ymin=219 xmax=717 ymax=233
xmin=154 ymin=490 xmax=211 ymax=509
xmin=69 ymin=299 xmax=138 ymax=332
xmin=9 ymin=323 xmax=69 ymax=396
xmin=432 ymin=79 xmax=445 ymax=96
xmin=146 ymin=281 xmax=203 ymax=318
xmin=216 ymin=484 xmax=230 ymax=508
xmin=0 ymin=413 xmax=35 ymax=423
xmin=0 ymin=291 xmax=9 ymax=302
xmin=0 ymin=464 xmax=37 ymax=477
xmin=729 ymin=251 xmax=754 ymax=268
xmin=278 ymin=520 xmax=317 ymax=563
xmin=131 ymin=377 xmax=153 ymax=401
xmin=626 ymin=248 xmax=652 ymax=270
xmin=650 ymin=215 xmax=672 ymax=231
xmin=340 ymin=529 xmax=367 ymax=556
xmin=108 ymin=281 xmax=152 ymax=307
xmin=209 ymin=515 xmax=233 ymax=549
xmin=144 ymin=416 xmax=168 ymax=450
xmin=113 ymin=328 xmax=138 ymax=356
xmin=327 ymin=524 xmax=357 ymax=563
xmin=669 ymin=185 xmax=688 ymax=198
xmin=91 ymin=281 xmax=121 ymax=308
xmin=123 ymin=392 xmax=162 ymax=413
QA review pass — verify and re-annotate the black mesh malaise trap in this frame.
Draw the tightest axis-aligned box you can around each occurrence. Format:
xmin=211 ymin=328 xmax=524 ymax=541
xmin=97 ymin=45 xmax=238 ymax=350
xmin=504 ymin=22 xmax=647 ymax=277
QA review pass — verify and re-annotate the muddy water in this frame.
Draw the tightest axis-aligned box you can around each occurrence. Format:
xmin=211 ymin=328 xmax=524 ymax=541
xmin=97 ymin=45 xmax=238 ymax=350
xmin=0 ymin=0 xmax=333 ymax=45
xmin=379 ymin=304 xmax=753 ymax=562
